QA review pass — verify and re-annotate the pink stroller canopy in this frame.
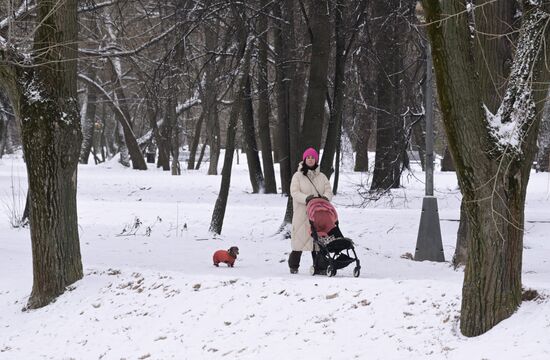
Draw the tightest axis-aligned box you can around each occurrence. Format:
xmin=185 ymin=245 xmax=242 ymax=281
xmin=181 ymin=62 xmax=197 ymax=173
xmin=306 ymin=198 xmax=338 ymax=237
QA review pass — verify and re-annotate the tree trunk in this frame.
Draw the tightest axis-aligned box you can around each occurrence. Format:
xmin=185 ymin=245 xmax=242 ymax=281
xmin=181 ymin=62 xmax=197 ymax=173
xmin=188 ymin=112 xmax=204 ymax=169
xmin=242 ymin=75 xmax=265 ymax=193
xmin=441 ymin=146 xmax=455 ymax=171
xmin=168 ymin=95 xmax=181 ymax=175
xmin=157 ymin=122 xmax=172 ymax=171
xmin=300 ymin=0 xmax=331 ymax=151
xmin=257 ymin=0 xmax=277 ymax=193
xmin=196 ymin=141 xmax=207 ymax=170
xmin=453 ymin=0 xmax=516 ymax=268
xmin=320 ymin=0 xmax=346 ymax=179
xmin=0 ymin=93 xmax=9 ymax=158
xmin=370 ymin=0 xmax=406 ymax=191
xmin=537 ymin=99 xmax=550 ymax=171
xmin=79 ymin=17 xmax=101 ymax=165
xmin=108 ymin=60 xmax=147 ymax=170
xmin=452 ymin=199 xmax=469 ymax=267
xmin=203 ymin=23 xmax=221 ymax=175
xmin=354 ymin=45 xmax=376 ymax=172
xmin=273 ymin=1 xmax=292 ymax=194
xmin=210 ymin=40 xmax=251 ymax=234
xmin=0 ymin=0 xmax=84 ymax=309
xmin=157 ymin=105 xmax=172 ymax=171
xmin=423 ymin=0 xmax=550 ymax=336
xmin=332 ymin=122 xmax=342 ymax=194
xmin=79 ymin=65 xmax=98 ymax=164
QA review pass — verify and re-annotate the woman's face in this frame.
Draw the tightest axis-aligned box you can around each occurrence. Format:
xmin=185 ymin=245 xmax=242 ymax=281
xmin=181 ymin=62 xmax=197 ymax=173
xmin=305 ymin=155 xmax=316 ymax=167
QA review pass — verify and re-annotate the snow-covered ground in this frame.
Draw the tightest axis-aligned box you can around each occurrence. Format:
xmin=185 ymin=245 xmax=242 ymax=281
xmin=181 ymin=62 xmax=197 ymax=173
xmin=1 ymin=153 xmax=549 ymax=359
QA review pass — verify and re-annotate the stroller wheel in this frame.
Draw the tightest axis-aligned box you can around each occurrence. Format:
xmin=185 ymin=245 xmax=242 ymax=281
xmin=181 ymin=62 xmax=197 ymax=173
xmin=310 ymin=266 xmax=316 ymax=276
xmin=353 ymin=266 xmax=360 ymax=278
xmin=327 ymin=264 xmax=336 ymax=277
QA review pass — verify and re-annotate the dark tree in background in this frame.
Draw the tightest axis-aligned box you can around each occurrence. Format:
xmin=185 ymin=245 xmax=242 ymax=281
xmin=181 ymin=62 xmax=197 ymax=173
xmin=256 ymin=0 xmax=277 ymax=194
xmin=300 ymin=0 xmax=331 ymax=152
xmin=320 ymin=0 xmax=368 ymax=179
xmin=242 ymin=75 xmax=265 ymax=193
xmin=369 ymin=0 xmax=408 ymax=191
xmin=209 ymin=17 xmax=251 ymax=234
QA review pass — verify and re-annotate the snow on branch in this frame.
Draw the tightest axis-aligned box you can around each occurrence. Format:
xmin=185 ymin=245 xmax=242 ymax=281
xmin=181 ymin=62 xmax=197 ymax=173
xmin=77 ymin=73 xmax=129 ymax=126
xmin=78 ymin=1 xmax=117 ymax=13
xmin=80 ymin=23 xmax=178 ymax=58
xmin=485 ymin=6 xmax=549 ymax=153
xmin=0 ymin=0 xmax=36 ymax=32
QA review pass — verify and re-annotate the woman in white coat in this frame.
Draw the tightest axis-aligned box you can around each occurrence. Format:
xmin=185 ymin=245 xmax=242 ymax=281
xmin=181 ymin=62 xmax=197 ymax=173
xmin=288 ymin=148 xmax=333 ymax=274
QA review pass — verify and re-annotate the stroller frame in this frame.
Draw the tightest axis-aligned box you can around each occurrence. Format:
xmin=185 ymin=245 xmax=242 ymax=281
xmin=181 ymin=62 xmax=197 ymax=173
xmin=307 ymin=198 xmax=361 ymax=278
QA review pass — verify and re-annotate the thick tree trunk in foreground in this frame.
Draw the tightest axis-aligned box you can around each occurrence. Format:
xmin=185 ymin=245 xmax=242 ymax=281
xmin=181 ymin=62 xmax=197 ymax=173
xmin=0 ymin=0 xmax=83 ymax=308
xmin=424 ymin=0 xmax=550 ymax=336
xmin=453 ymin=0 xmax=516 ymax=266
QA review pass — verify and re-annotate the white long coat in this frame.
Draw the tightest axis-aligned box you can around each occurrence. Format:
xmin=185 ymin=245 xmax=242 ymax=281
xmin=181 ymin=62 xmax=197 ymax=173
xmin=290 ymin=162 xmax=333 ymax=251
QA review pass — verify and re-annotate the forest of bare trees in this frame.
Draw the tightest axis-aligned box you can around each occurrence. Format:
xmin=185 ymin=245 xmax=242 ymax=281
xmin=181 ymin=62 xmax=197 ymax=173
xmin=1 ymin=0 xmax=550 ymax=337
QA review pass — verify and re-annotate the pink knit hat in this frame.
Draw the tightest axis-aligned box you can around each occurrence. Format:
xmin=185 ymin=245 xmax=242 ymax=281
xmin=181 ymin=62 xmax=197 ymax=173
xmin=302 ymin=147 xmax=319 ymax=163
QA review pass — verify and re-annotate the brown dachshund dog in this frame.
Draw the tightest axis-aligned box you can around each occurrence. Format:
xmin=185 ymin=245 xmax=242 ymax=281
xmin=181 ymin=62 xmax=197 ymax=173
xmin=213 ymin=246 xmax=239 ymax=267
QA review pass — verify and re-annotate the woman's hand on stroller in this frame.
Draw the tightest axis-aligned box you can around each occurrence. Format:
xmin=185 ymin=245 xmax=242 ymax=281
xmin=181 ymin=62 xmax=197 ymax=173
xmin=306 ymin=195 xmax=329 ymax=204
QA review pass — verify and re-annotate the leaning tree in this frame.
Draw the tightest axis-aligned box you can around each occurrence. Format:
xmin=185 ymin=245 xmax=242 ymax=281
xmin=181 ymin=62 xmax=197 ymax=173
xmin=423 ymin=0 xmax=550 ymax=336
xmin=0 ymin=0 xmax=83 ymax=308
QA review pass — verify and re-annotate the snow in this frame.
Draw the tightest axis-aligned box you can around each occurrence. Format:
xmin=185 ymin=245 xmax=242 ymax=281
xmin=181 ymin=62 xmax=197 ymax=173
xmin=485 ymin=7 xmax=548 ymax=154
xmin=1 ymin=153 xmax=549 ymax=359
xmin=23 ymin=77 xmax=43 ymax=105
xmin=485 ymin=102 xmax=529 ymax=151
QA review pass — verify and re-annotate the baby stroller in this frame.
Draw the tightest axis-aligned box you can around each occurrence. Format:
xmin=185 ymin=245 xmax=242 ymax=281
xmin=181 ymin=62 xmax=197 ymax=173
xmin=306 ymin=197 xmax=361 ymax=277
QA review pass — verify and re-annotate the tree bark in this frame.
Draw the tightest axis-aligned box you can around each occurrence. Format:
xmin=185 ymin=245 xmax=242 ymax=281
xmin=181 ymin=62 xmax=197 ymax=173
xmin=210 ymin=39 xmax=251 ymax=234
xmin=204 ymin=23 xmax=221 ymax=175
xmin=320 ymin=0 xmax=346 ymax=179
xmin=441 ymin=146 xmax=455 ymax=172
xmin=79 ymin=65 xmax=99 ymax=164
xmin=321 ymin=0 xmax=367 ymax=179
xmin=273 ymin=1 xmax=292 ymax=194
xmin=453 ymin=0 xmax=516 ymax=267
xmin=242 ymin=74 xmax=265 ymax=193
xmin=0 ymin=92 xmax=10 ymax=158
xmin=187 ymin=112 xmax=204 ymax=169
xmin=257 ymin=0 xmax=277 ymax=193
xmin=0 ymin=0 xmax=84 ymax=309
xmin=300 ymin=0 xmax=331 ymax=152
xmin=452 ymin=199 xmax=469 ymax=267
xmin=370 ymin=0 xmax=406 ymax=191
xmin=423 ymin=0 xmax=550 ymax=336
xmin=108 ymin=59 xmax=147 ymax=170
xmin=167 ymin=95 xmax=181 ymax=175
xmin=353 ymin=42 xmax=376 ymax=172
